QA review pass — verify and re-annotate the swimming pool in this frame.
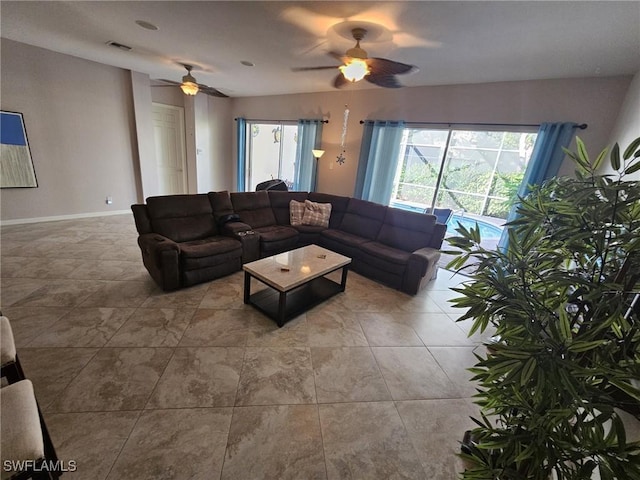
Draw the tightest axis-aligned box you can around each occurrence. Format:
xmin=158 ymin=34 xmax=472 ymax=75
xmin=448 ymin=214 xmax=504 ymax=239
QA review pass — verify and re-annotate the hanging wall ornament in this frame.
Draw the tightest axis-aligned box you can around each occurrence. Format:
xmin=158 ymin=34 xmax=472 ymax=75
xmin=337 ymin=105 xmax=349 ymax=165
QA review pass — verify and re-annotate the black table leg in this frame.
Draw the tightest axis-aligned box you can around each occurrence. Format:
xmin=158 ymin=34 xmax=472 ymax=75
xmin=277 ymin=291 xmax=287 ymax=327
xmin=340 ymin=266 xmax=349 ymax=291
xmin=244 ymin=271 xmax=251 ymax=304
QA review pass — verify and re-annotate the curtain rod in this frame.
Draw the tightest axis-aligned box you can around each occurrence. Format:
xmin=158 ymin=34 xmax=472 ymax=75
xmin=359 ymin=120 xmax=587 ymax=129
xmin=234 ymin=118 xmax=328 ymax=124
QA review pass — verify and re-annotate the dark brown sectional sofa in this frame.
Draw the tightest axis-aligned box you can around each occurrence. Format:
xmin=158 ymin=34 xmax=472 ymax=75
xmin=131 ymin=190 xmax=447 ymax=295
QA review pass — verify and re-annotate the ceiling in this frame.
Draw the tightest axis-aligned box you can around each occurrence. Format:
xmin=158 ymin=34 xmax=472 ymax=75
xmin=2 ymin=1 xmax=639 ymax=98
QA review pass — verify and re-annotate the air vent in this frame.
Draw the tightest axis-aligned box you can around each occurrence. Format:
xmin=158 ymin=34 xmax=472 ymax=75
xmin=106 ymin=41 xmax=132 ymax=51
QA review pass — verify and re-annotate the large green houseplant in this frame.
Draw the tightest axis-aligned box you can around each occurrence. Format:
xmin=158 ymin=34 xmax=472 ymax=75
xmin=447 ymin=136 xmax=640 ymax=479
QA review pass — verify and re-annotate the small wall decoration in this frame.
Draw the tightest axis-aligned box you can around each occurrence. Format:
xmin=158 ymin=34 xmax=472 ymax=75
xmin=1 ymin=111 xmax=38 ymax=188
xmin=337 ymin=105 xmax=349 ymax=165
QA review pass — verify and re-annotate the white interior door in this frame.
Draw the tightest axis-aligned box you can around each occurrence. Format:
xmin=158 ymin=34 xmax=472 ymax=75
xmin=152 ymin=103 xmax=187 ymax=195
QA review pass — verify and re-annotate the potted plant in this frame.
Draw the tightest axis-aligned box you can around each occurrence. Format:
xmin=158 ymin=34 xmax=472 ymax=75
xmin=447 ymin=136 xmax=640 ymax=479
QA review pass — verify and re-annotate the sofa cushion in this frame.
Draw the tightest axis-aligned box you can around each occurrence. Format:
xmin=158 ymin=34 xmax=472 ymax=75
xmin=308 ymin=193 xmax=350 ymax=228
xmin=290 ymin=200 xmax=305 ymax=226
xmin=360 ymin=241 xmax=412 ymax=266
xmin=377 ymin=208 xmax=437 ymax=252
xmin=321 ymin=228 xmax=371 ymax=248
xmin=302 ymin=200 xmax=332 ymax=227
xmin=268 ymin=191 xmax=308 ymax=225
xmin=179 ymin=236 xmax=241 ymax=258
xmin=339 ymin=198 xmax=387 ymax=240
xmin=254 ymin=225 xmax=299 ymax=255
xmin=230 ymin=191 xmax=277 ymax=228
xmin=208 ymin=191 xmax=235 ymax=221
xmin=146 ymin=194 xmax=217 ymax=243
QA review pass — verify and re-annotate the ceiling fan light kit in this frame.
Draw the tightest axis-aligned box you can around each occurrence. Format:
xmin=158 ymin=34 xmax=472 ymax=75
xmin=180 ymin=65 xmax=199 ymax=95
xmin=292 ymin=27 xmax=417 ymax=89
xmin=339 ymin=59 xmax=369 ymax=82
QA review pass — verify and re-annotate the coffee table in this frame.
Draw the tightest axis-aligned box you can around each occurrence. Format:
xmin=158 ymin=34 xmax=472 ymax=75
xmin=243 ymin=244 xmax=351 ymax=327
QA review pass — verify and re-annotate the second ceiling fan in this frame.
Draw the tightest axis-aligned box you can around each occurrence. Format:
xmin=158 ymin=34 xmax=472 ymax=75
xmin=293 ymin=27 xmax=418 ymax=89
xmin=155 ymin=64 xmax=228 ymax=98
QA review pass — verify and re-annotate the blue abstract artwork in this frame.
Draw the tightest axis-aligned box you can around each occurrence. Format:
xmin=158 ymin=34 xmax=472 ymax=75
xmin=1 ymin=111 xmax=37 ymax=187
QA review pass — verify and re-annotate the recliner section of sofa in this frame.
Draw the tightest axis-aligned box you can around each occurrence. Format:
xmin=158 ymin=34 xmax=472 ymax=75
xmin=132 ymin=194 xmax=242 ymax=291
xmin=132 ymin=190 xmax=446 ymax=294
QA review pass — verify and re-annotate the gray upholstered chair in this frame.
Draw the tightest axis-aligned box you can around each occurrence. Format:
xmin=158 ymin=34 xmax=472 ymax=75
xmin=1 ymin=316 xmax=26 ymax=384
xmin=1 ymin=317 xmax=61 ymax=480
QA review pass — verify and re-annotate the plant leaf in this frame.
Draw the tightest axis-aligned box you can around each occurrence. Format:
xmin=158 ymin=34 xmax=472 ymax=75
xmin=611 ymin=142 xmax=621 ymax=171
xmin=623 ymin=136 xmax=640 ymax=160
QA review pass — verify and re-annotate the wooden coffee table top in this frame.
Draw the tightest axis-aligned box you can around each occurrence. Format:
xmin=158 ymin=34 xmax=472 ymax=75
xmin=242 ymin=244 xmax=351 ymax=292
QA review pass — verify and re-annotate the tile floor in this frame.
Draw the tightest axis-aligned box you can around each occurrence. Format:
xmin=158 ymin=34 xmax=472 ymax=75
xmin=1 ymin=213 xmax=493 ymax=479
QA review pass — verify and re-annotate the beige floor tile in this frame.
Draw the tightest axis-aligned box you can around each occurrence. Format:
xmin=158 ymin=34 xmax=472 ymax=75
xmin=1 ymin=306 xmax=70 ymax=346
xmin=11 ymin=279 xmax=105 ymax=307
xmin=429 ymin=346 xmax=480 ymax=398
xmin=312 ymin=347 xmax=390 ymax=403
xmin=235 ymin=347 xmax=316 ymax=405
xmin=28 ymin=307 xmax=135 ymax=347
xmin=221 ymin=405 xmax=326 ymax=480
xmin=307 ymin=307 xmax=368 ymax=347
xmin=358 ymin=312 xmax=424 ymax=346
xmin=79 ymin=280 xmax=155 ymax=308
xmin=179 ymin=308 xmax=251 ymax=346
xmin=319 ymin=401 xmax=426 ymax=479
xmin=0 ymin=277 xmax=55 ymax=307
xmin=18 ymin=347 xmax=100 ymax=410
xmin=48 ymin=347 xmax=173 ymax=412
xmin=246 ymin=313 xmax=309 ymax=347
xmin=199 ymin=274 xmax=245 ymax=309
xmin=141 ymin=282 xmax=209 ymax=309
xmin=107 ymin=408 xmax=232 ymax=480
xmin=106 ymin=307 xmax=194 ymax=347
xmin=146 ymin=347 xmax=244 ymax=408
xmin=396 ymin=312 xmax=475 ymax=346
xmin=372 ymin=347 xmax=461 ymax=400
xmin=47 ymin=411 xmax=140 ymax=480
xmin=396 ymin=399 xmax=477 ymax=479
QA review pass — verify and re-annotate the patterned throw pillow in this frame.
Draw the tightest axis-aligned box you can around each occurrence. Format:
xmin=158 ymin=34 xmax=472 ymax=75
xmin=289 ymin=200 xmax=305 ymax=226
xmin=302 ymin=200 xmax=332 ymax=228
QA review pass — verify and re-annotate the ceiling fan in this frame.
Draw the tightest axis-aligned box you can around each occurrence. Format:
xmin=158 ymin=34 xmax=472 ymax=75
xmin=154 ymin=64 xmax=228 ymax=98
xmin=292 ymin=27 xmax=418 ymax=89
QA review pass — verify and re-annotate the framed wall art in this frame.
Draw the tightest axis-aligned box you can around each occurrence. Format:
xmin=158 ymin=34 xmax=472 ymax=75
xmin=1 ymin=111 xmax=38 ymax=188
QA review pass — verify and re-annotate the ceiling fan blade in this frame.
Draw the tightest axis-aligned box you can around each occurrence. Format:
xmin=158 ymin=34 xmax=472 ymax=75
xmin=157 ymin=79 xmax=181 ymax=86
xmin=292 ymin=66 xmax=338 ymax=72
xmin=333 ymin=73 xmax=349 ymax=89
xmin=365 ymin=74 xmax=403 ymax=88
xmin=197 ymin=84 xmax=229 ymax=98
xmin=327 ymin=51 xmax=347 ymax=62
xmin=367 ymin=57 xmax=417 ymax=76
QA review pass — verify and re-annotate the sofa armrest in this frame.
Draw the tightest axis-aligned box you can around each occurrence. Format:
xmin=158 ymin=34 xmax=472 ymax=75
xmin=403 ymin=247 xmax=442 ymax=295
xmin=220 ymin=221 xmax=253 ymax=236
xmin=137 ymin=234 xmax=181 ymax=291
xmin=410 ymin=247 xmax=441 ymax=276
xmin=220 ymin=222 xmax=260 ymax=263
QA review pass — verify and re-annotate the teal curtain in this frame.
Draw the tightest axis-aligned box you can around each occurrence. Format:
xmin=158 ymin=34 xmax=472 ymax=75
xmin=236 ymin=118 xmax=247 ymax=191
xmin=295 ymin=119 xmax=323 ymax=192
xmin=355 ymin=120 xmax=405 ymax=204
xmin=498 ymin=122 xmax=578 ymax=250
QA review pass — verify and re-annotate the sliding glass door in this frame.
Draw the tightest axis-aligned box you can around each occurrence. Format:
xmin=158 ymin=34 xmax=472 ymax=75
xmin=244 ymin=121 xmax=297 ymax=191
xmin=391 ymin=128 xmax=537 ymax=241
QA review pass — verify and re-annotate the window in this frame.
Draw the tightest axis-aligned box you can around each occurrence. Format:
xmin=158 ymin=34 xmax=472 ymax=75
xmin=391 ymin=128 xmax=537 ymax=224
xmin=244 ymin=121 xmax=298 ymax=191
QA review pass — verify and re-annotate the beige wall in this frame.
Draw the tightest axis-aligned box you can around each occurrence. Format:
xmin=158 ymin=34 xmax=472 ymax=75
xmin=231 ymin=76 xmax=631 ymax=195
xmin=605 ymin=71 xmax=640 ymax=180
xmin=0 ymin=39 xmax=140 ymax=221
xmin=0 ymin=38 xmax=633 ymax=221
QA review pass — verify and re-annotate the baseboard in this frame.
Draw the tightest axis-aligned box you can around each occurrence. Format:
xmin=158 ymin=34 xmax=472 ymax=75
xmin=1 ymin=210 xmax=131 ymax=226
